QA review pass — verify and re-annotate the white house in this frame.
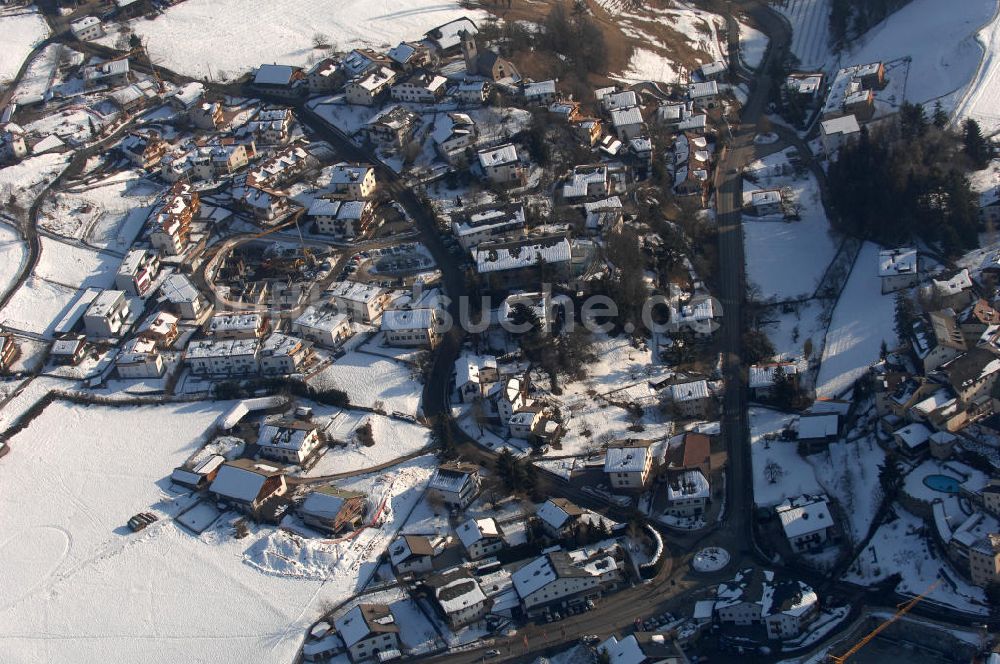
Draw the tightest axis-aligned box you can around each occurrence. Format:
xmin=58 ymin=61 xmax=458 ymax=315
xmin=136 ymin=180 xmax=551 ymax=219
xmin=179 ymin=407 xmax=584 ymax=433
xmin=878 ymin=248 xmax=919 ymax=294
xmin=70 ymin=15 xmax=104 ymax=41
xmin=775 ymin=495 xmax=833 ymax=553
xmin=522 ymin=79 xmax=558 ymax=105
xmin=257 ymin=417 xmax=324 ymax=464
xmin=389 ymin=534 xmax=446 ymax=575
xmin=428 ymin=462 xmax=481 ymax=509
xmin=457 ymin=517 xmax=504 ymax=560
xmin=160 ymin=273 xmax=210 ymax=320
xmin=688 ymin=80 xmax=720 ymax=108
xmin=512 ymin=548 xmax=622 ymax=614
xmin=609 ymin=106 xmax=645 ymax=140
xmin=334 ymin=604 xmax=400 ymax=663
xmin=293 ymin=307 xmax=352 ymax=347
xmin=345 ymin=66 xmax=396 ymax=106
xmin=185 ymin=338 xmax=261 ymax=375
xmin=83 ymin=290 xmax=131 ymax=338
xmin=259 ymin=333 xmax=313 ymax=375
xmin=664 ymin=469 xmax=710 ymax=518
xmin=426 ymin=569 xmax=491 ymax=629
xmin=382 ymin=307 xmax=442 ymax=348
xmin=477 ymin=143 xmax=522 ymax=184
xmin=714 ymin=570 xmax=820 ymax=641
xmin=668 ymin=379 xmax=713 ymax=418
xmin=329 ymin=163 xmax=377 ymax=200
xmin=819 ymin=114 xmax=860 ymax=155
xmin=451 ymin=203 xmax=525 ymax=251
xmin=604 ymin=445 xmax=654 ymax=492
xmin=209 ymin=459 xmax=287 ymax=517
xmin=327 ymin=281 xmax=390 ymax=323
xmin=432 ymin=112 xmax=477 ymax=164
xmin=455 ymin=79 xmax=490 ymax=105
xmin=391 ymin=70 xmax=448 ymax=103
xmin=115 ymin=248 xmax=160 ymax=297
xmin=115 ymin=338 xmax=164 ymax=379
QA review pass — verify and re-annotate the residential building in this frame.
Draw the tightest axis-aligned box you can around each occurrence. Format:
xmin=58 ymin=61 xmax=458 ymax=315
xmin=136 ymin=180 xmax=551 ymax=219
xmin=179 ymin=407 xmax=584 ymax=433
xmin=597 ymin=633 xmax=688 ymax=664
xmin=776 ymin=495 xmax=834 ymax=552
xmin=477 ymin=143 xmax=522 ymax=184
xmin=299 ymin=486 xmax=366 ymax=535
xmin=345 ymin=66 xmax=396 ymax=106
xmin=185 ymin=338 xmax=261 ymax=375
xmin=428 ymin=461 xmax=481 ymax=509
xmin=451 ymin=203 xmax=525 ymax=250
xmin=473 ymin=235 xmax=572 ymax=291
xmin=306 ymin=58 xmax=342 ymax=93
xmin=432 ymin=112 xmax=476 ymax=164
xmin=455 ymin=79 xmax=490 ymax=105
xmin=389 ymin=534 xmax=446 ymax=575
xmin=748 ymin=363 xmax=799 ymax=399
xmin=387 ymin=41 xmax=433 ymax=72
xmin=170 ymin=455 xmax=225 ymax=491
xmin=390 ymin=70 xmax=447 ymax=103
xmin=259 ymin=333 xmax=313 ymax=374
xmin=425 ymin=569 xmax=491 ymax=629
xmin=329 ymin=163 xmax=377 ymax=200
xmin=115 ymin=248 xmax=160 ymax=297
xmin=892 ymin=422 xmax=932 ymax=458
xmin=209 ymin=458 xmax=288 ymax=518
xmin=968 ymin=534 xmax=1000 ymax=588
xmin=714 ymin=570 xmax=820 ymax=640
xmin=244 ymin=107 xmax=295 ymax=145
xmin=938 ymin=348 xmax=1000 ymax=404
xmin=365 ymin=105 xmax=420 ymax=149
xmin=797 ymin=413 xmax=840 ymax=454
xmin=83 ymin=290 xmax=130 ymax=338
xmin=609 ymin=106 xmax=645 ymax=140
xmin=604 ymin=445 xmax=654 ymax=492
xmin=668 ymin=379 xmax=713 ymax=418
xmin=148 ymin=181 xmax=199 ymax=256
xmin=878 ymin=248 xmax=919 ymax=293
xmin=70 ymin=16 xmax=104 ymax=41
xmin=381 ymin=307 xmax=442 ymax=348
xmin=115 ymin=338 xmax=164 ymax=378
xmin=160 ymin=273 xmax=210 ymax=320
xmin=251 ymin=64 xmax=307 ymax=99
xmin=522 ymin=79 xmax=558 ymax=105
xmin=50 ymin=334 xmax=87 ymax=365
xmin=457 ymin=517 xmax=504 ymax=560
xmin=207 ymin=313 xmax=269 ymax=339
xmin=190 ymin=101 xmax=225 ymax=130
xmin=334 ymin=604 xmax=400 ymax=663
xmin=664 ymin=470 xmax=710 ymax=518
xmin=745 ymin=189 xmax=784 ymax=217
xmin=688 ymin=81 xmax=720 ymax=108
xmin=293 ymin=307 xmax=352 ymax=347
xmin=819 ymin=114 xmax=860 ymax=155
xmin=82 ymin=58 xmax=130 ymax=88
xmin=536 ymin=498 xmax=587 ymax=539
xmin=454 ymin=354 xmax=499 ymax=403
xmin=698 ymin=60 xmax=727 ymax=80
xmin=512 ymin=547 xmax=622 ymax=614
xmin=309 ymin=198 xmax=375 ymax=239
xmin=563 ymin=164 xmax=610 ymax=200
xmin=326 ymin=280 xmax=390 ymax=323
xmin=120 ymin=131 xmax=167 ymax=169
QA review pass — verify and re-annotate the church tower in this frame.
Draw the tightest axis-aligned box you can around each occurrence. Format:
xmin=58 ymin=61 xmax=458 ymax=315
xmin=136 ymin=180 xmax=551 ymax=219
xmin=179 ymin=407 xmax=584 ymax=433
xmin=460 ymin=29 xmax=479 ymax=75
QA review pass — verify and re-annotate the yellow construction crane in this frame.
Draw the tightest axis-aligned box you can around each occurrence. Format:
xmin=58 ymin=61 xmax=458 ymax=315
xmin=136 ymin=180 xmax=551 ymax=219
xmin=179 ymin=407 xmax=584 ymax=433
xmin=827 ymin=581 xmax=940 ymax=664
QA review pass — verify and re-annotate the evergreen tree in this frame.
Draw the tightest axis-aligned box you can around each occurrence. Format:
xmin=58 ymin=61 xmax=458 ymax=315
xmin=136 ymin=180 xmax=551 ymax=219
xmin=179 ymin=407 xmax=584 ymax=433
xmin=893 ymin=293 xmax=915 ymax=342
xmin=878 ymin=453 xmax=903 ymax=499
xmin=932 ymin=101 xmax=949 ymax=129
xmin=964 ymin=118 xmax=990 ymax=169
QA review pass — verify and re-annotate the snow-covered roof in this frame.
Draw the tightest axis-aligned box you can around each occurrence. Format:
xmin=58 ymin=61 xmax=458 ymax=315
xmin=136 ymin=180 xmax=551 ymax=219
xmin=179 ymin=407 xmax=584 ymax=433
xmin=210 ymin=461 xmax=280 ymax=503
xmin=523 ymin=79 xmax=557 ymax=97
xmin=457 ymin=517 xmax=500 ymax=548
xmin=604 ymin=446 xmax=649 ymax=473
xmin=931 ymin=269 xmax=972 ymax=296
xmin=597 ymin=635 xmax=645 ymax=664
xmin=434 ymin=575 xmax=487 ymax=614
xmin=329 ymin=162 xmax=373 ymax=184
xmin=669 ymin=380 xmax=709 ymax=402
xmin=688 ymin=81 xmax=719 ymax=98
xmin=666 ymin=469 xmax=710 ymax=502
xmin=209 ymin=313 xmax=263 ymax=334
xmin=454 ymin=353 xmax=497 ymax=387
xmin=160 ymin=274 xmax=201 ymax=304
xmin=186 ymin=338 xmax=260 ymax=359
xmin=254 ymin=64 xmax=300 ymax=87
xmin=382 ymin=307 xmax=437 ymax=332
xmin=610 ymin=106 xmax=643 ymax=128
xmin=820 ymin=114 xmax=860 ymax=137
xmin=893 ymin=422 xmax=932 ymax=449
xmin=474 ymin=236 xmax=571 ymax=274
xmin=797 ymin=413 xmax=839 ymax=439
xmin=878 ymin=248 xmax=918 ymax=277
xmin=299 ymin=486 xmax=362 ymax=520
xmin=294 ymin=306 xmax=349 ymax=333
xmin=748 ymin=363 xmax=798 ymax=389
xmin=257 ymin=417 xmax=318 ymax=451
xmin=335 ymin=605 xmax=397 ymax=648
xmin=776 ymin=496 xmax=832 ymax=538
xmin=327 ymin=280 xmax=384 ymax=304
xmin=477 ymin=143 xmax=518 ymax=168
xmin=511 ymin=554 xmax=556 ymax=598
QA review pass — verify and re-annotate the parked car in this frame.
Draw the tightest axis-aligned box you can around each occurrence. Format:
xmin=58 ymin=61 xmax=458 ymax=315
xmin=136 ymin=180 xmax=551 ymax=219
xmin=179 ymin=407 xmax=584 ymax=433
xmin=128 ymin=512 xmax=158 ymax=532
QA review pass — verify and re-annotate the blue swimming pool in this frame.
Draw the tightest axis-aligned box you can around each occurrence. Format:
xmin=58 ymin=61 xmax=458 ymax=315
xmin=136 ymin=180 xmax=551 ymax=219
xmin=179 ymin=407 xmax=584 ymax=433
xmin=923 ymin=474 xmax=961 ymax=494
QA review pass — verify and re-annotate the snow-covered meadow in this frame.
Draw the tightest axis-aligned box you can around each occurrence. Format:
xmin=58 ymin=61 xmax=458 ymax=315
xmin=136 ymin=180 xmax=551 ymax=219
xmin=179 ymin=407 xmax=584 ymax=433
xmin=114 ymin=0 xmax=488 ymax=80
xmin=815 ymin=242 xmax=896 ymax=398
xmin=0 ymin=399 xmax=436 ymax=664
xmin=0 ymin=7 xmax=49 ymax=86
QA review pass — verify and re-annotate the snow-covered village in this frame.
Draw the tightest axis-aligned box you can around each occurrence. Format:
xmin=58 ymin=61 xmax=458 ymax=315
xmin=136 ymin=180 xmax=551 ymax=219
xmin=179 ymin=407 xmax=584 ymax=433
xmin=3 ymin=0 xmax=1000 ymax=662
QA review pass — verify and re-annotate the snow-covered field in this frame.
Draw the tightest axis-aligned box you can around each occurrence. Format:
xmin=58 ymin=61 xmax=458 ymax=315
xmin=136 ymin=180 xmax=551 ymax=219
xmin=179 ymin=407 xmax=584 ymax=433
xmin=953 ymin=2 xmax=1000 ymax=134
xmin=0 ymin=276 xmax=78 ymax=337
xmin=305 ymin=411 xmax=432 ymax=475
xmin=743 ymin=153 xmax=839 ymax=301
xmin=0 ymin=7 xmax=49 ymax=85
xmin=749 ymin=407 xmax=822 ymax=507
xmin=739 ymin=22 xmax=769 ymax=70
xmin=0 ymin=222 xmax=26 ymax=302
xmin=759 ymin=300 xmax=829 ymax=378
xmin=815 ymin=242 xmax=896 ymax=398
xmin=34 ymin=237 xmax=121 ymax=289
xmin=615 ymin=48 xmax=685 ymax=85
xmin=116 ymin=0 xmax=487 ymax=80
xmin=0 ymin=152 xmax=70 ymax=210
xmin=774 ymin=0 xmax=831 ymax=70
xmin=0 ymin=398 xmax=436 ymax=663
xmin=308 ymin=352 xmax=423 ymax=417
xmin=845 ymin=508 xmax=989 ymax=615
xmin=807 ymin=432 xmax=884 ymax=541
xmin=39 ymin=175 xmax=160 ymax=250
xmin=845 ymin=0 xmax=995 ymax=110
